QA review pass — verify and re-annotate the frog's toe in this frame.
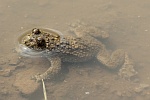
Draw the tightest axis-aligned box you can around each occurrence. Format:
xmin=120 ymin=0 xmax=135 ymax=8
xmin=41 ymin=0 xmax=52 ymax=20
xmin=31 ymin=73 xmax=43 ymax=82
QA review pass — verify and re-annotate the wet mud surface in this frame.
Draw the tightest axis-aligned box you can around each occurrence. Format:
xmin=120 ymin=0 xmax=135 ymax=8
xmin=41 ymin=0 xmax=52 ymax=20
xmin=0 ymin=0 xmax=150 ymax=100
xmin=0 ymin=53 xmax=150 ymax=100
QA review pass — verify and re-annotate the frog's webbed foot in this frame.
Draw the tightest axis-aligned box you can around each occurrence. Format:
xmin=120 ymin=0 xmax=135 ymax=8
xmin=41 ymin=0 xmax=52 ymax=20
xmin=31 ymin=57 xmax=61 ymax=82
xmin=31 ymin=73 xmax=44 ymax=82
xmin=118 ymin=52 xmax=138 ymax=80
xmin=97 ymin=48 xmax=137 ymax=80
xmin=97 ymin=49 xmax=125 ymax=69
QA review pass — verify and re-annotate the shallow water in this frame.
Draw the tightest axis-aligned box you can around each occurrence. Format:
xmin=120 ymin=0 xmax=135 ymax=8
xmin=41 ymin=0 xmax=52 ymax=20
xmin=0 ymin=0 xmax=150 ymax=100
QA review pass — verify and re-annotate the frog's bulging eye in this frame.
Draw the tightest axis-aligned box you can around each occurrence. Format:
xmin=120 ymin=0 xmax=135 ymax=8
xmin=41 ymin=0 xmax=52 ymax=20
xmin=32 ymin=28 xmax=41 ymax=35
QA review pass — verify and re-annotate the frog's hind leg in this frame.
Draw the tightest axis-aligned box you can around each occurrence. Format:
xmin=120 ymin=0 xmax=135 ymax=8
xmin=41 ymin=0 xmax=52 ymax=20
xmin=97 ymin=48 xmax=138 ymax=80
xmin=86 ymin=26 xmax=109 ymax=39
xmin=97 ymin=49 xmax=125 ymax=69
xmin=70 ymin=21 xmax=109 ymax=39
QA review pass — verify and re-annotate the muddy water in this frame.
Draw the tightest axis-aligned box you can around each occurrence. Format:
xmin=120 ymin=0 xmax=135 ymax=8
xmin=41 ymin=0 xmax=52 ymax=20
xmin=0 ymin=0 xmax=150 ymax=100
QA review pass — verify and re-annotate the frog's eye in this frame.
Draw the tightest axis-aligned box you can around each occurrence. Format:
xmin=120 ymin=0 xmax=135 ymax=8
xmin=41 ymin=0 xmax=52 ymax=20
xmin=32 ymin=28 xmax=41 ymax=35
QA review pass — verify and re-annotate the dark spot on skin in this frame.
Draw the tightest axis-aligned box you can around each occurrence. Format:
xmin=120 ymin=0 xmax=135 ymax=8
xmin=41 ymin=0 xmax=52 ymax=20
xmin=32 ymin=28 xmax=41 ymax=35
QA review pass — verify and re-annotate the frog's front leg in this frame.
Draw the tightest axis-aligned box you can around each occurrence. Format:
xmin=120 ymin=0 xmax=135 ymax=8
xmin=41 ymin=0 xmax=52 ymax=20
xmin=32 ymin=56 xmax=61 ymax=82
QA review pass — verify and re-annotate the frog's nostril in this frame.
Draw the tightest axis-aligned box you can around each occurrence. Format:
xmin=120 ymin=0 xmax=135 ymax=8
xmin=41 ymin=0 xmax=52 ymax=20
xmin=37 ymin=37 xmax=42 ymax=41
xmin=32 ymin=28 xmax=41 ymax=35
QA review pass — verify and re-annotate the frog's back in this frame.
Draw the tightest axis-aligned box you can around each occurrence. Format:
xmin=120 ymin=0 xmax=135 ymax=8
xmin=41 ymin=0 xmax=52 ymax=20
xmin=52 ymin=35 xmax=102 ymax=62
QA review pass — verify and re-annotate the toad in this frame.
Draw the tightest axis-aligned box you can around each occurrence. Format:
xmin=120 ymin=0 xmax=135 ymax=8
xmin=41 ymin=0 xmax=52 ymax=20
xmin=17 ymin=22 xmax=129 ymax=81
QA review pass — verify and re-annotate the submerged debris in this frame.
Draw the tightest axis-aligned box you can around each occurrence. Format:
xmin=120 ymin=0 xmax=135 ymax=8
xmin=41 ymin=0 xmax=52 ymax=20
xmin=0 ymin=69 xmax=12 ymax=77
xmin=42 ymin=79 xmax=47 ymax=100
xmin=134 ymin=83 xmax=149 ymax=93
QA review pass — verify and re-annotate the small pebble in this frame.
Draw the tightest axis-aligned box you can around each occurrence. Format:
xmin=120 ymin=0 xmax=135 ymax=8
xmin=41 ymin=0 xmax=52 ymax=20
xmin=85 ymin=92 xmax=90 ymax=95
xmin=0 ymin=69 xmax=11 ymax=77
xmin=21 ymin=27 xmax=24 ymax=29
xmin=137 ymin=16 xmax=141 ymax=18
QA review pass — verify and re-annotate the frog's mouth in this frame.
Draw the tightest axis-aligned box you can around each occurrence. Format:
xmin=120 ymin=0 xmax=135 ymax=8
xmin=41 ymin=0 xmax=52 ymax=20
xmin=16 ymin=43 xmax=47 ymax=57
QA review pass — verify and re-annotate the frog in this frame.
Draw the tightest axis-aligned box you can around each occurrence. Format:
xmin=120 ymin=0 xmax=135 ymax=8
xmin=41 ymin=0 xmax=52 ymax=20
xmin=17 ymin=21 xmax=127 ymax=82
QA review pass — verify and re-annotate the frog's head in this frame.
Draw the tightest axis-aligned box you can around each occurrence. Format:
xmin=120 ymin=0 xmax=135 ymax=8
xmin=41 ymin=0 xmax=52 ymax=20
xmin=17 ymin=28 xmax=62 ymax=57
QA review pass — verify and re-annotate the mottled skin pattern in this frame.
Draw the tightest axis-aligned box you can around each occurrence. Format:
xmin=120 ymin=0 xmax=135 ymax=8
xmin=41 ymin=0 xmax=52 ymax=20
xmin=18 ymin=22 xmax=125 ymax=81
